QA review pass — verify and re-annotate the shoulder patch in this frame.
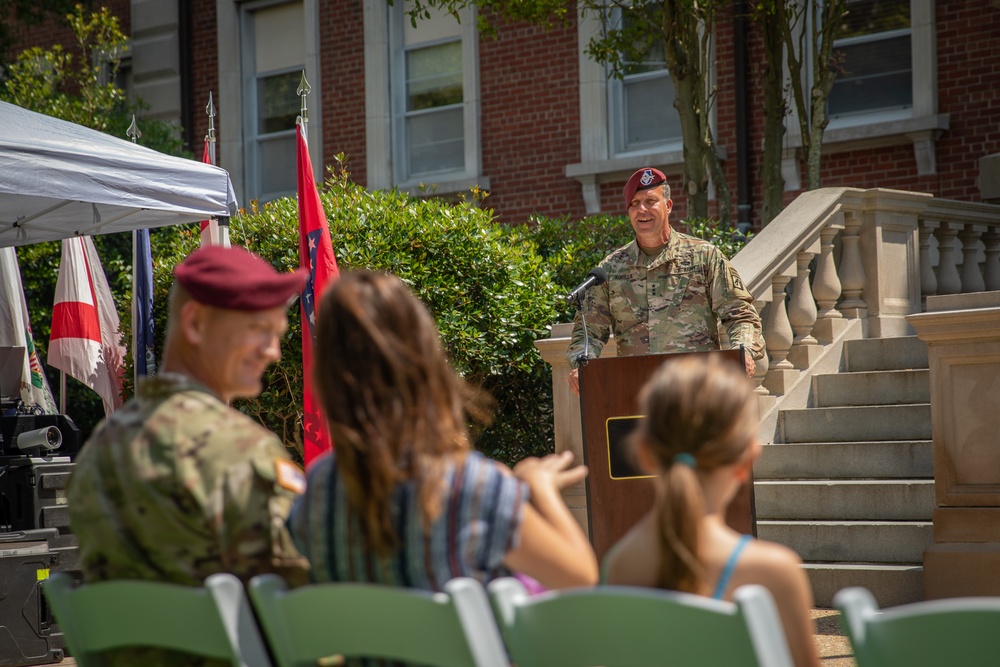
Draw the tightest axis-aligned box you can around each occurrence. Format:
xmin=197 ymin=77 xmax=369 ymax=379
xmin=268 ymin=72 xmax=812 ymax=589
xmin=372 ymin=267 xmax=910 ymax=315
xmin=274 ymin=459 xmax=306 ymax=495
xmin=729 ymin=267 xmax=745 ymax=291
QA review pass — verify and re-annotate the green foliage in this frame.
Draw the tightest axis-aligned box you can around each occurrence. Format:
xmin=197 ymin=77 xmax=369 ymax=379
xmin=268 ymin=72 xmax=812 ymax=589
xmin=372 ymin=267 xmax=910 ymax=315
xmin=229 ymin=159 xmax=561 ymax=465
xmin=683 ymin=217 xmax=754 ymax=259
xmin=0 ymin=0 xmax=80 ymax=65
xmin=1 ymin=4 xmax=190 ymax=438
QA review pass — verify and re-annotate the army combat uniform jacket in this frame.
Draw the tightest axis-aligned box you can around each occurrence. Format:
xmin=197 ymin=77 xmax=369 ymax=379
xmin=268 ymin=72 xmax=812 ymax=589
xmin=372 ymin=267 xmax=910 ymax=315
xmin=67 ymin=373 xmax=309 ymax=667
xmin=566 ymin=231 xmax=765 ymax=368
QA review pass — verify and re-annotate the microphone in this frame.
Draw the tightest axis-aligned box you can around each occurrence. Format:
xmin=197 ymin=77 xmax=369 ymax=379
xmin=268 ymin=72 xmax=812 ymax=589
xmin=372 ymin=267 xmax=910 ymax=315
xmin=565 ymin=267 xmax=608 ymax=304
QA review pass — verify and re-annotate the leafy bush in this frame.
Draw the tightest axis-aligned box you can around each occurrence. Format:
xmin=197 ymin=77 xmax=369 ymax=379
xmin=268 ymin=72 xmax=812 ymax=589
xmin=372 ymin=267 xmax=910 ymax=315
xmin=4 ymin=4 xmax=189 ymax=437
xmin=229 ymin=161 xmax=560 ymax=465
xmin=506 ymin=213 xmax=751 ymax=324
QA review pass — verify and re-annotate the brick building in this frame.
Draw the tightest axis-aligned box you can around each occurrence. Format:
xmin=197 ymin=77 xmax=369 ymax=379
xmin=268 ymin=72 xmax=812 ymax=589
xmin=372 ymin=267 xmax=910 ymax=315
xmin=10 ymin=0 xmax=1000 ymax=226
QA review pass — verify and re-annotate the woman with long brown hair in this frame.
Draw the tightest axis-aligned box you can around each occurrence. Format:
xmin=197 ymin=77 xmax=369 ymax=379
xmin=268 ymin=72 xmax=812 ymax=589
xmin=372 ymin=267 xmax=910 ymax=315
xmin=288 ymin=270 xmax=597 ymax=591
xmin=603 ymin=354 xmax=820 ymax=667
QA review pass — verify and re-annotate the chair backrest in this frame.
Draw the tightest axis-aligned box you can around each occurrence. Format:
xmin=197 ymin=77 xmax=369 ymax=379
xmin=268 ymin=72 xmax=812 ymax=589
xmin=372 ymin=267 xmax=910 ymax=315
xmin=488 ymin=577 xmax=794 ymax=667
xmin=42 ymin=572 xmax=271 ymax=667
xmin=834 ymin=586 xmax=1000 ymax=667
xmin=248 ymin=574 xmax=508 ymax=667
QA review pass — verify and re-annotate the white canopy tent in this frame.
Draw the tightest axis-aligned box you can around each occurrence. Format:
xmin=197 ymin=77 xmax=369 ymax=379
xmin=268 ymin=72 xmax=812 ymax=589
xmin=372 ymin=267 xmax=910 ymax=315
xmin=0 ymin=100 xmax=237 ymax=247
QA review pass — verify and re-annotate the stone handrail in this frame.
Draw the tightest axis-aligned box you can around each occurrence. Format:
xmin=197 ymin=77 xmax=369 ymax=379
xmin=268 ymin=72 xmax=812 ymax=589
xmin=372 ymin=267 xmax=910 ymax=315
xmin=730 ymin=188 xmax=1000 ymax=419
xmin=535 ymin=187 xmax=1000 ymax=530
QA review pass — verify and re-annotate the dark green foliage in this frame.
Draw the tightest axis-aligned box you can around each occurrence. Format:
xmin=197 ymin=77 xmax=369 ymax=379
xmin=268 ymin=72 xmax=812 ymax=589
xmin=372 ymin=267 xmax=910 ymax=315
xmin=230 ymin=161 xmax=560 ymax=465
xmin=1 ymin=5 xmax=191 ymax=438
xmin=682 ymin=217 xmax=754 ymax=259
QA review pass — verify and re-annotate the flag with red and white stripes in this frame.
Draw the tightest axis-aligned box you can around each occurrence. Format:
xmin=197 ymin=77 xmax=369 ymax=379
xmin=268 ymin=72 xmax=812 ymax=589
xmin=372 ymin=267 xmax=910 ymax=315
xmin=48 ymin=237 xmax=125 ymax=416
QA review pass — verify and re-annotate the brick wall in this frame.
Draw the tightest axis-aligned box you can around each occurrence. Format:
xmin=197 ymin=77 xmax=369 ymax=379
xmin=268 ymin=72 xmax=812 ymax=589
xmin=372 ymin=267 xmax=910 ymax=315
xmin=6 ymin=0 xmax=131 ymax=58
xmin=477 ymin=11 xmax=585 ymax=223
xmin=10 ymin=1 xmax=998 ymax=230
xmin=318 ymin=0 xmax=368 ymax=187
xmin=188 ymin=0 xmax=218 ymax=157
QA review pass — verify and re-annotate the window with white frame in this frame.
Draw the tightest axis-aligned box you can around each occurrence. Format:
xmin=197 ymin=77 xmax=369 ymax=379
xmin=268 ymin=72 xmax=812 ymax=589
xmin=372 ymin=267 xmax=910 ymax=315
xmin=392 ymin=2 xmax=468 ymax=183
xmin=609 ymin=12 xmax=682 ymax=154
xmin=241 ymin=1 xmax=304 ymax=202
xmin=828 ymin=0 xmax=912 ymax=119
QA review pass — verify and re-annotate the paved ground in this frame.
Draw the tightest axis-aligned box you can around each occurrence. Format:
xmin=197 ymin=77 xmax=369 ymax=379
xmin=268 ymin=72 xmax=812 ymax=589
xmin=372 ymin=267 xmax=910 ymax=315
xmin=43 ymin=611 xmax=855 ymax=666
xmin=814 ymin=609 xmax=855 ymax=666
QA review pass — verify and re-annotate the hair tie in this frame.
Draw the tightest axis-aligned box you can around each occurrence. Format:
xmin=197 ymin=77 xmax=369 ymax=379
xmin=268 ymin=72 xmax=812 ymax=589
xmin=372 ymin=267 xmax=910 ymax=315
xmin=672 ymin=452 xmax=697 ymax=469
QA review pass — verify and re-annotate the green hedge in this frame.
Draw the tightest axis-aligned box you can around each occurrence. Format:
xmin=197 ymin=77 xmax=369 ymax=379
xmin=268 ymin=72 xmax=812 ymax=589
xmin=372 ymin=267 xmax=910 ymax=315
xmin=228 ymin=165 xmax=560 ymax=465
xmin=27 ymin=158 xmax=749 ymax=466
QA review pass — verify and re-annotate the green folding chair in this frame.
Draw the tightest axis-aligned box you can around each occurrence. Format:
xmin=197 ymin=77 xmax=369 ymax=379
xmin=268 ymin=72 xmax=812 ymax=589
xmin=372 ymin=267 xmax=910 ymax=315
xmin=488 ymin=577 xmax=794 ymax=667
xmin=42 ymin=572 xmax=272 ymax=667
xmin=248 ymin=574 xmax=508 ymax=667
xmin=835 ymin=586 xmax=1000 ymax=666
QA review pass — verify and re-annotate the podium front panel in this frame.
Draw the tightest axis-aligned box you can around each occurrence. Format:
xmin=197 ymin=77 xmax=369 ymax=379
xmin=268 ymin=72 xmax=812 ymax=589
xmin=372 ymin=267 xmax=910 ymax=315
xmin=578 ymin=349 xmax=753 ymax=560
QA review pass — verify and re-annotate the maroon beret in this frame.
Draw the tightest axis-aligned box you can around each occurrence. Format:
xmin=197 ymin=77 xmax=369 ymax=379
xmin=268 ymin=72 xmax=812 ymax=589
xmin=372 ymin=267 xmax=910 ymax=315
xmin=173 ymin=245 xmax=308 ymax=311
xmin=623 ymin=167 xmax=667 ymax=207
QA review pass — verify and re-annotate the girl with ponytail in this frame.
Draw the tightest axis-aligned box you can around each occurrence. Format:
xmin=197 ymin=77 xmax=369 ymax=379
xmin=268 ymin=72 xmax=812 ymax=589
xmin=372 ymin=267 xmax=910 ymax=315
xmin=603 ymin=354 xmax=820 ymax=667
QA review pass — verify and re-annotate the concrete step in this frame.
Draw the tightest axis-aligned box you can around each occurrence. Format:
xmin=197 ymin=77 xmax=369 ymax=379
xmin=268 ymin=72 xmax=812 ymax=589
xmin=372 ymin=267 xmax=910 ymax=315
xmin=805 ymin=563 xmax=925 ymax=608
xmin=754 ymin=480 xmax=935 ymax=521
xmin=813 ymin=369 xmax=930 ymax=407
xmin=780 ymin=404 xmax=931 ymax=443
xmin=843 ymin=336 xmax=928 ymax=372
xmin=755 ymin=441 xmax=933 ymax=479
xmin=757 ymin=520 xmax=933 ymax=564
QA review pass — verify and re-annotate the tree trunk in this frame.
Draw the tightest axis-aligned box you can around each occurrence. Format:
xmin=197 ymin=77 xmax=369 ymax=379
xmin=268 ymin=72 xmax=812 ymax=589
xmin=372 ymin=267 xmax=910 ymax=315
xmin=662 ymin=1 xmax=724 ymax=223
xmin=758 ymin=5 xmax=786 ymax=226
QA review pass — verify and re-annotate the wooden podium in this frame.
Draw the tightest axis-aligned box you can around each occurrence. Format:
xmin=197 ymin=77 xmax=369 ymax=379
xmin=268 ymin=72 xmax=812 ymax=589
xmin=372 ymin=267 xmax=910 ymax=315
xmin=578 ymin=349 xmax=756 ymax=560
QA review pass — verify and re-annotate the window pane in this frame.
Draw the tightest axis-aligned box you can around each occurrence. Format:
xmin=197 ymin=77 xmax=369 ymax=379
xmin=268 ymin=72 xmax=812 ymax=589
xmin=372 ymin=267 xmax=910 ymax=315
xmin=407 ymin=107 xmax=464 ymax=176
xmin=407 ymin=41 xmax=463 ymax=111
xmin=621 ymin=12 xmax=666 ymax=75
xmin=624 ymin=74 xmax=680 ymax=148
xmin=829 ymin=34 xmax=912 ymax=117
xmin=258 ymin=71 xmax=300 ymax=134
xmin=837 ymin=0 xmax=910 ymax=40
xmin=258 ymin=134 xmax=296 ymax=198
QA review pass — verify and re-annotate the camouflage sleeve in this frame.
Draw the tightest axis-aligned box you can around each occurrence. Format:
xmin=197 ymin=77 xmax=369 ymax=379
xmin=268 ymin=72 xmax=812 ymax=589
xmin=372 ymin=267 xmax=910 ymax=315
xmin=566 ymin=281 xmax=612 ymax=369
xmin=216 ymin=443 xmax=311 ymax=588
xmin=708 ymin=250 xmax=767 ymax=361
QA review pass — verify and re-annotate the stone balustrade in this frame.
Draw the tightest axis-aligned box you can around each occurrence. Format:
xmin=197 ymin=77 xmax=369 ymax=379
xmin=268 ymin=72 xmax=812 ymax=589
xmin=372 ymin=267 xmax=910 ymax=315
xmin=535 ymin=187 xmax=1000 ymax=533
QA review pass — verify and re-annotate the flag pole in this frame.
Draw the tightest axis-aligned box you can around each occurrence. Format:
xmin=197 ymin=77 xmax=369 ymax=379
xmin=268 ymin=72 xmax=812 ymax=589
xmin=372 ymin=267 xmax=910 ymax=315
xmin=127 ymin=115 xmax=143 ymax=391
xmin=205 ymin=93 xmax=230 ymax=248
xmin=297 ymin=70 xmax=311 ymax=146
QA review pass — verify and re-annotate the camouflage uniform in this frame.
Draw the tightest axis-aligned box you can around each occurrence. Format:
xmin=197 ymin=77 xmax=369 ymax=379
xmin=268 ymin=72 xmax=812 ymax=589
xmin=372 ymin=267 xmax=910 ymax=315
xmin=67 ymin=373 xmax=309 ymax=667
xmin=567 ymin=231 xmax=765 ymax=368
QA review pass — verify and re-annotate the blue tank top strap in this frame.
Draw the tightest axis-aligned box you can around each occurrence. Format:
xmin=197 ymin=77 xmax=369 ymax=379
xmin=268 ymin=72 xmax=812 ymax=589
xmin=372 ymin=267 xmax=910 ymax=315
xmin=711 ymin=534 xmax=752 ymax=600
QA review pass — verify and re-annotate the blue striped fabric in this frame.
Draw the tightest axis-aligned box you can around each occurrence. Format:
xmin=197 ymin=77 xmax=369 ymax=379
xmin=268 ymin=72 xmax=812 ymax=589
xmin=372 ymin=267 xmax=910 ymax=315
xmin=288 ymin=451 xmax=528 ymax=590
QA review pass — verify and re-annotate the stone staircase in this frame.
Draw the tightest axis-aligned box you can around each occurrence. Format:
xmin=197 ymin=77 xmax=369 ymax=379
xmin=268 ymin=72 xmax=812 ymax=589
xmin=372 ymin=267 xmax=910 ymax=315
xmin=754 ymin=336 xmax=935 ymax=607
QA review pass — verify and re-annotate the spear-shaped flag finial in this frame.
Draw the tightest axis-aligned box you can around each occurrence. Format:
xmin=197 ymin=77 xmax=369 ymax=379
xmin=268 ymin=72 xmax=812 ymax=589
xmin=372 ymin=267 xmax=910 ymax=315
xmin=205 ymin=91 xmax=217 ymax=167
xmin=126 ymin=114 xmax=142 ymax=143
xmin=297 ymin=70 xmax=311 ymax=129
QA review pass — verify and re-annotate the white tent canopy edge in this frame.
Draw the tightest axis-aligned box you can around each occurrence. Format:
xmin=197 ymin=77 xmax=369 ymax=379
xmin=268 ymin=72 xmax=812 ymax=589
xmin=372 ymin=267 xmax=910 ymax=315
xmin=0 ymin=100 xmax=238 ymax=247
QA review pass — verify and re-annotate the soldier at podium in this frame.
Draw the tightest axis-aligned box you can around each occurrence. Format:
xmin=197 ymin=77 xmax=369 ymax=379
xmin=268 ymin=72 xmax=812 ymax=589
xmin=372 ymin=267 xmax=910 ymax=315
xmin=567 ymin=167 xmax=765 ymax=394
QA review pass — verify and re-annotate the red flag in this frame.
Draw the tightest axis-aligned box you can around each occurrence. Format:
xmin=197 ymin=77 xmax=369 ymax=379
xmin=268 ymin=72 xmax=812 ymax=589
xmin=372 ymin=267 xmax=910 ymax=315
xmin=200 ymin=139 xmax=219 ymax=246
xmin=297 ymin=121 xmax=339 ymax=466
xmin=49 ymin=237 xmax=125 ymax=416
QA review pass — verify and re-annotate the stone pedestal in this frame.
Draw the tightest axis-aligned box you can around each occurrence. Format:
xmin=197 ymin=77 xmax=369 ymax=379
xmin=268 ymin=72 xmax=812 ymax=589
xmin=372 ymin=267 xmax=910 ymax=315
xmin=534 ymin=323 xmax=617 ymax=539
xmin=908 ymin=292 xmax=1000 ymax=598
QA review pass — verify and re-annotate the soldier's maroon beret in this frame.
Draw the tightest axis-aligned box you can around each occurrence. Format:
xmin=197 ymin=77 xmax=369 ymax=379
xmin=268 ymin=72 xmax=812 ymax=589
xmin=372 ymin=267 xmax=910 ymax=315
xmin=173 ymin=245 xmax=308 ymax=311
xmin=624 ymin=167 xmax=667 ymax=207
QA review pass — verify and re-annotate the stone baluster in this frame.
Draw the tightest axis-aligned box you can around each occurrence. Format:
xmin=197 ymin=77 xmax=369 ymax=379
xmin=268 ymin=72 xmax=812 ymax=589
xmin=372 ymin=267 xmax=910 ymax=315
xmin=933 ymin=223 xmax=962 ymax=295
xmin=813 ymin=219 xmax=847 ymax=342
xmin=788 ymin=247 xmax=819 ymax=345
xmin=762 ymin=274 xmax=797 ymax=396
xmin=838 ymin=211 xmax=867 ymax=318
xmin=958 ymin=225 xmax=985 ymax=294
xmin=918 ymin=219 xmax=938 ymax=299
xmin=983 ymin=228 xmax=1000 ymax=292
